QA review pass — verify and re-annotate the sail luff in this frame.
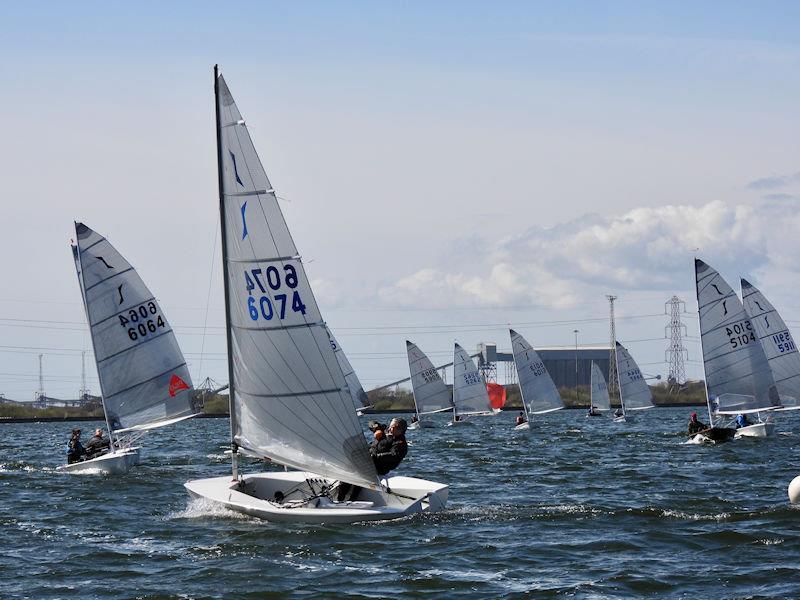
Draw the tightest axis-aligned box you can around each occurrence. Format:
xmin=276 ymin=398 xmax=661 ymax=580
xmin=328 ymin=329 xmax=369 ymax=411
xmin=214 ymin=65 xmax=240 ymax=479
xmin=72 ymin=237 xmax=116 ymax=445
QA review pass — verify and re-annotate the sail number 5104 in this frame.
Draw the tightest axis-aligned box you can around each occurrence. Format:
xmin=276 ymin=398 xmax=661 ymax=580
xmin=244 ymin=265 xmax=307 ymax=321
xmin=725 ymin=320 xmax=755 ymax=349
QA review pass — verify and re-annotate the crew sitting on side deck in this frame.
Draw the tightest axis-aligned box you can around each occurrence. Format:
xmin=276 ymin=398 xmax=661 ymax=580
xmin=84 ymin=428 xmax=111 ymax=460
xmin=66 ymin=428 xmax=84 ymax=464
xmin=515 ymin=412 xmax=526 ymax=426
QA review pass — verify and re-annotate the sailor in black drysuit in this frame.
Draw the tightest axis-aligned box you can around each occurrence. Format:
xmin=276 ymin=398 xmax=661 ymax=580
xmin=336 ymin=418 xmax=408 ymax=502
xmin=84 ymin=428 xmax=111 ymax=460
xmin=66 ymin=428 xmax=85 ymax=464
xmin=370 ymin=418 xmax=408 ymax=475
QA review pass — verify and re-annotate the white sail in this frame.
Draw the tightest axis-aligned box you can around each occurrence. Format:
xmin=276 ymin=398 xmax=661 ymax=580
xmin=72 ymin=223 xmax=198 ymax=435
xmin=406 ymin=341 xmax=453 ymax=414
xmin=741 ymin=279 xmax=800 ymax=409
xmin=590 ymin=361 xmax=611 ymax=411
xmin=694 ymin=259 xmax=780 ymax=414
xmin=216 ymin=73 xmax=378 ymax=489
xmin=510 ymin=329 xmax=564 ymax=414
xmin=327 ymin=330 xmax=370 ymax=411
xmin=615 ymin=342 xmax=653 ymax=411
xmin=452 ymin=343 xmax=491 ymax=416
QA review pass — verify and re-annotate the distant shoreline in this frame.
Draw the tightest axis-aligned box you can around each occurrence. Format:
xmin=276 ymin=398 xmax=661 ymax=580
xmin=0 ymin=403 xmax=706 ymax=424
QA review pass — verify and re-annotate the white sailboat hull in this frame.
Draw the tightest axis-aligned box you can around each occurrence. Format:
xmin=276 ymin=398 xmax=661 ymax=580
xmin=514 ymin=422 xmax=530 ymax=431
xmin=184 ymin=470 xmax=448 ymax=524
xmin=408 ymin=419 xmax=436 ymax=430
xmin=57 ymin=447 xmax=141 ymax=475
xmin=613 ymin=415 xmax=628 ymax=423
xmin=734 ymin=422 xmax=775 ymax=438
xmin=446 ymin=418 xmax=471 ymax=427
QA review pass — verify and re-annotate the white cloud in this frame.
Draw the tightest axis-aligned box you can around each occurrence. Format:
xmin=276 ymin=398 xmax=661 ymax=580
xmin=377 ymin=198 xmax=800 ymax=309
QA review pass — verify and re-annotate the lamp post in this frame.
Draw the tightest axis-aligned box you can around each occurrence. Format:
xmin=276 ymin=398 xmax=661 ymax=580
xmin=573 ymin=329 xmax=579 ymax=404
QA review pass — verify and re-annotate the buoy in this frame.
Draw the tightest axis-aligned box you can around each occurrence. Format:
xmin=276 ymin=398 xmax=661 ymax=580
xmin=788 ymin=475 xmax=800 ymax=503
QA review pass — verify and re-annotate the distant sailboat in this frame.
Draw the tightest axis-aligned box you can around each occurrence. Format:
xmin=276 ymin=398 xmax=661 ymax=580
xmin=588 ymin=361 xmax=610 ymax=416
xmin=695 ymin=259 xmax=780 ymax=438
xmin=450 ymin=343 xmax=491 ymax=425
xmin=614 ymin=342 xmax=654 ymax=422
xmin=406 ymin=341 xmax=453 ymax=429
xmin=328 ymin=330 xmax=371 ymax=415
xmin=509 ymin=329 xmax=564 ymax=430
xmin=184 ymin=66 xmax=448 ymax=522
xmin=741 ymin=279 xmax=800 ymax=411
xmin=60 ymin=223 xmax=200 ymax=474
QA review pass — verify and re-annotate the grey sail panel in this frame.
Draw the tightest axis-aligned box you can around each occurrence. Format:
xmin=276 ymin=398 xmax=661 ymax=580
xmin=510 ymin=329 xmax=564 ymax=414
xmin=406 ymin=341 xmax=453 ymax=414
xmin=328 ymin=330 xmax=370 ymax=410
xmin=615 ymin=342 xmax=653 ymax=411
xmin=452 ymin=343 xmax=490 ymax=416
xmin=217 ymin=73 xmax=377 ymax=489
xmin=73 ymin=223 xmax=197 ymax=433
xmin=694 ymin=259 xmax=779 ymax=413
xmin=741 ymin=279 xmax=800 ymax=408
xmin=590 ymin=361 xmax=611 ymax=411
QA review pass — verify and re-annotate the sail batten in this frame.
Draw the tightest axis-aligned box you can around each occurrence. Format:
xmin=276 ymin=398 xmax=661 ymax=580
xmin=73 ymin=223 xmax=198 ymax=435
xmin=694 ymin=259 xmax=779 ymax=413
xmin=510 ymin=329 xmax=564 ymax=415
xmin=216 ymin=71 xmax=377 ymax=489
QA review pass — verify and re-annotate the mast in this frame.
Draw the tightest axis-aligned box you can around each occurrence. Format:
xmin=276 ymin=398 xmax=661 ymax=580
xmin=451 ymin=344 xmax=458 ymax=421
xmin=214 ymin=65 xmax=239 ymax=480
xmin=72 ymin=235 xmax=116 ymax=447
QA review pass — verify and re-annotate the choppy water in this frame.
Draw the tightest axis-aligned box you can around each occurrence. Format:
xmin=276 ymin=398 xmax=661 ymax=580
xmin=2 ymin=408 xmax=800 ymax=599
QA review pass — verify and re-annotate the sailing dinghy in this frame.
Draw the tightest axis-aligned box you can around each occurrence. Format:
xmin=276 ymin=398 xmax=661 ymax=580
xmin=406 ymin=341 xmax=453 ymax=429
xmin=184 ymin=67 xmax=448 ymax=523
xmin=509 ymin=329 xmax=564 ymax=430
xmin=695 ymin=260 xmax=780 ymax=438
xmin=741 ymin=279 xmax=800 ymax=412
xmin=448 ymin=343 xmax=492 ymax=425
xmin=60 ymin=223 xmax=200 ymax=474
xmin=588 ymin=361 xmax=610 ymax=417
xmin=614 ymin=342 xmax=654 ymax=422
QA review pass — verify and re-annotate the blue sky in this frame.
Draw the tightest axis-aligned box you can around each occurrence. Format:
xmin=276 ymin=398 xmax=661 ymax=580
xmin=1 ymin=2 xmax=799 ymax=397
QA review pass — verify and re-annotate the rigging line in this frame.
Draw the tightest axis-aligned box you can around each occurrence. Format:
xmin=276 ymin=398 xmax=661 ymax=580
xmin=197 ymin=214 xmax=219 ymax=382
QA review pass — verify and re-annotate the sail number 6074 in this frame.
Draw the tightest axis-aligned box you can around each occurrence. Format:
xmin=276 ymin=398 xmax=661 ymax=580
xmin=244 ymin=264 xmax=307 ymax=321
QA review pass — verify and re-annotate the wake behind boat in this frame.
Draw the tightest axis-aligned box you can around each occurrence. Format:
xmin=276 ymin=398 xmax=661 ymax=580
xmin=184 ymin=66 xmax=447 ymax=523
xmin=59 ymin=223 xmax=201 ymax=475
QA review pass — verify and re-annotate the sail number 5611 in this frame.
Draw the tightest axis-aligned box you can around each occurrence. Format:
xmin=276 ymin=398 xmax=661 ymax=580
xmin=244 ymin=264 xmax=307 ymax=321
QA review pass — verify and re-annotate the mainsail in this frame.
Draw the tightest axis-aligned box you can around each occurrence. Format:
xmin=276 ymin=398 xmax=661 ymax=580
xmin=452 ymin=343 xmax=491 ymax=416
xmin=590 ymin=361 xmax=611 ymax=411
xmin=327 ymin=330 xmax=370 ymax=411
xmin=406 ymin=341 xmax=453 ymax=414
xmin=615 ymin=342 xmax=653 ymax=411
xmin=510 ymin=329 xmax=564 ymax=414
xmin=741 ymin=279 xmax=800 ymax=409
xmin=695 ymin=259 xmax=779 ymax=414
xmin=72 ymin=223 xmax=198 ymax=436
xmin=215 ymin=71 xmax=378 ymax=489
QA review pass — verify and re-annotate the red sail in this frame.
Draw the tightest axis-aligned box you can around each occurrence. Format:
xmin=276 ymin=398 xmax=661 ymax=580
xmin=487 ymin=382 xmax=506 ymax=409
